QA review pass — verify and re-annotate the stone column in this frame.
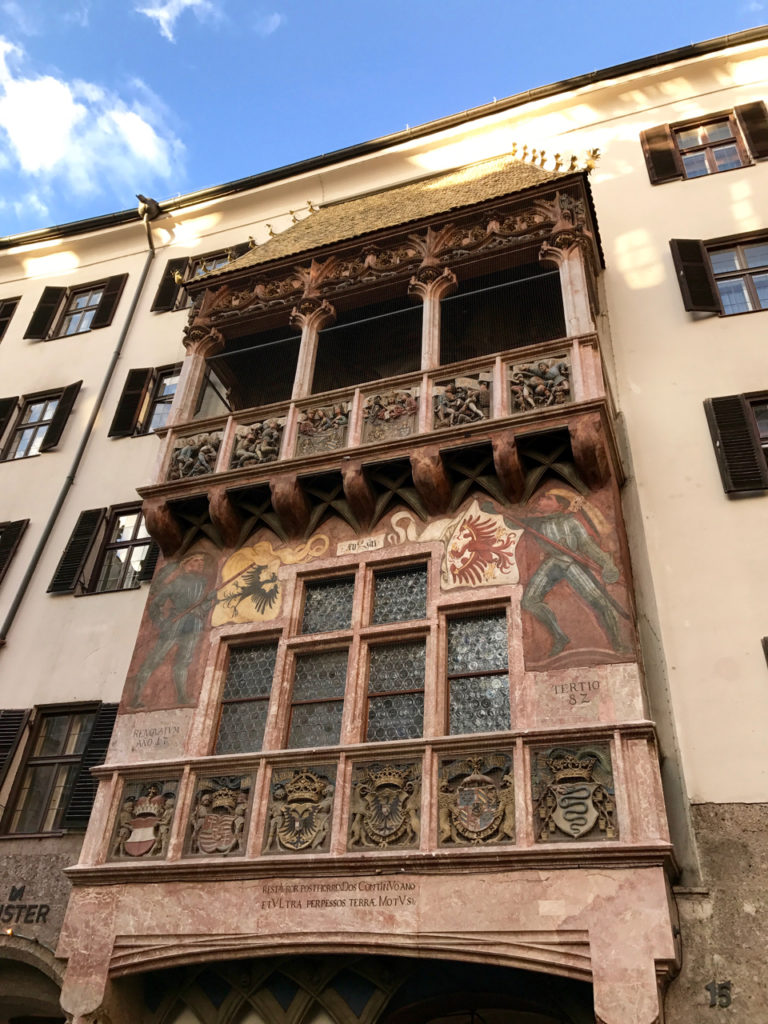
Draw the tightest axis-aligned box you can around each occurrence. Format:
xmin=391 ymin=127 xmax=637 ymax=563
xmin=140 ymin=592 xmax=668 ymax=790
xmin=167 ymin=325 xmax=226 ymax=427
xmin=408 ymin=266 xmax=458 ymax=371
xmin=540 ymin=237 xmax=596 ymax=338
xmin=290 ymin=298 xmax=336 ymax=400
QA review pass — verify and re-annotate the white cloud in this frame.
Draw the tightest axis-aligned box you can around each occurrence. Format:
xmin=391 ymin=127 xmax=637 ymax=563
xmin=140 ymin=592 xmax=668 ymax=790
xmin=63 ymin=2 xmax=91 ymax=27
xmin=1 ymin=1 xmax=41 ymax=35
xmin=0 ymin=37 xmax=184 ymax=216
xmin=135 ymin=0 xmax=217 ymax=42
xmin=255 ymin=11 xmax=284 ymax=36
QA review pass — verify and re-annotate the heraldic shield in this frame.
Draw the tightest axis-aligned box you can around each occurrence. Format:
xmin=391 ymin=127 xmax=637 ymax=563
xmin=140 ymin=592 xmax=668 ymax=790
xmin=349 ymin=761 xmax=420 ymax=849
xmin=264 ymin=766 xmax=335 ymax=853
xmin=439 ymin=753 xmax=515 ymax=846
xmin=533 ymin=746 xmax=617 ymax=842
xmin=189 ymin=776 xmax=251 ymax=856
xmin=111 ymin=779 xmax=178 ymax=860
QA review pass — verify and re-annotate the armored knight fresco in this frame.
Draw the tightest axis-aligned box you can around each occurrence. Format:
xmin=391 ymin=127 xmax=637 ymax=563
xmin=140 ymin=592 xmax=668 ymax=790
xmin=532 ymin=745 xmax=617 ymax=841
xmin=348 ymin=761 xmax=421 ymax=849
xmin=509 ymin=357 xmax=571 ymax=411
xmin=362 ymin=388 xmax=419 ymax=444
xmin=111 ymin=780 xmax=179 ymax=859
xmin=168 ymin=431 xmax=223 ymax=479
xmin=438 ymin=754 xmax=515 ymax=846
xmin=295 ymin=403 xmax=350 ymax=456
xmin=231 ymin=419 xmax=285 ymax=469
xmin=188 ymin=776 xmax=251 ymax=856
xmin=263 ymin=767 xmax=336 ymax=853
xmin=433 ymin=375 xmax=491 ymax=429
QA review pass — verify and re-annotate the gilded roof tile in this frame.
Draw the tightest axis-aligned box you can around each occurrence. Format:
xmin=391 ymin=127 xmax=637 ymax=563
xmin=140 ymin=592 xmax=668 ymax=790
xmin=209 ymin=154 xmax=565 ymax=276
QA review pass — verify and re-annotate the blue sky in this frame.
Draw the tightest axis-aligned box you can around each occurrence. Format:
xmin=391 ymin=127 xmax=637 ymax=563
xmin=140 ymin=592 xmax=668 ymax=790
xmin=0 ymin=0 xmax=765 ymax=236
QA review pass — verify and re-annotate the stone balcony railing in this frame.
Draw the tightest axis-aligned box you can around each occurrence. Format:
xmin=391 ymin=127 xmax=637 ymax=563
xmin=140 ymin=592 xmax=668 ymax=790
xmin=72 ymin=722 xmax=671 ymax=883
xmin=153 ymin=334 xmax=607 ymax=493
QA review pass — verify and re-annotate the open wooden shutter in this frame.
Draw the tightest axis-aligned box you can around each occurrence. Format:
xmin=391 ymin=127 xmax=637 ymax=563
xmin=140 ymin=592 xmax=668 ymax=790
xmin=23 ymin=287 xmax=65 ymax=340
xmin=61 ymin=703 xmax=118 ymax=828
xmin=90 ymin=274 xmax=128 ymax=329
xmin=640 ymin=124 xmax=683 ymax=184
xmin=108 ymin=368 xmax=154 ymax=438
xmin=39 ymin=380 xmax=82 ymax=452
xmin=229 ymin=242 xmax=250 ymax=261
xmin=0 ymin=709 xmax=28 ymax=789
xmin=704 ymin=395 xmax=768 ymax=495
xmin=735 ymin=102 xmax=768 ymax=161
xmin=669 ymin=239 xmax=720 ymax=313
xmin=0 ymin=396 xmax=19 ymax=439
xmin=151 ymin=258 xmax=187 ymax=312
xmin=47 ymin=507 xmax=106 ymax=594
xmin=138 ymin=540 xmax=160 ymax=583
xmin=0 ymin=519 xmax=29 ymax=585
xmin=0 ymin=298 xmax=19 ymax=341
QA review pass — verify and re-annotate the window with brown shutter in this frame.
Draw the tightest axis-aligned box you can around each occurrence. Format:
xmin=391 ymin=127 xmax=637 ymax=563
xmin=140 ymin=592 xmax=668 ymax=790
xmin=150 ymin=244 xmax=250 ymax=312
xmin=0 ymin=709 xmax=28 ymax=789
xmin=1 ymin=382 xmax=81 ymax=460
xmin=671 ymin=233 xmax=768 ymax=316
xmin=48 ymin=503 xmax=158 ymax=595
xmin=108 ymin=364 xmax=181 ymax=437
xmin=641 ymin=103 xmax=768 ymax=184
xmin=0 ymin=519 xmax=29 ymax=585
xmin=0 ymin=297 xmax=20 ymax=342
xmin=704 ymin=393 xmax=768 ymax=495
xmin=23 ymin=275 xmax=127 ymax=339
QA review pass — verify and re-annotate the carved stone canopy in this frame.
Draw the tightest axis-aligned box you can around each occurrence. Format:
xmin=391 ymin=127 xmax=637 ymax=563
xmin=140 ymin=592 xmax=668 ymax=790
xmin=184 ymin=178 xmax=600 ymax=341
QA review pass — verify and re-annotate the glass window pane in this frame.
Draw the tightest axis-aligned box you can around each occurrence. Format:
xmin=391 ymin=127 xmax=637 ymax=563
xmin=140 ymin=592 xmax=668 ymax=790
xmin=11 ymin=427 xmax=37 ymax=459
xmin=148 ymin=402 xmax=172 ymax=432
xmin=112 ymin=513 xmax=138 ymax=542
xmin=682 ymin=151 xmax=709 ymax=178
xmin=79 ymin=309 xmax=96 ymax=332
xmin=710 ymin=249 xmax=740 ymax=274
xmin=62 ymin=314 xmax=81 ymax=335
xmin=368 ymin=642 xmax=425 ymax=693
xmin=447 ymin=613 xmax=508 ymax=674
xmin=301 ymin=577 xmax=354 ymax=633
xmin=41 ymin=764 xmax=78 ymax=831
xmin=751 ymin=402 xmax=768 ymax=440
xmin=216 ymin=701 xmax=269 ymax=754
xmin=96 ymin=549 xmax=126 ymax=591
xmin=10 ymin=765 xmax=56 ymax=832
xmin=65 ymin=713 xmax=95 ymax=755
xmin=123 ymin=544 xmax=150 ymax=588
xmin=703 ymin=121 xmax=733 ymax=143
xmin=288 ymin=701 xmax=344 ymax=748
xmin=753 ymin=273 xmax=768 ymax=310
xmin=34 ymin=715 xmax=71 ymax=756
xmin=449 ymin=674 xmax=510 ymax=735
xmin=25 ymin=402 xmax=45 ymax=424
xmin=717 ymin=277 xmax=752 ymax=315
xmin=744 ymin=244 xmax=768 ymax=270
xmin=71 ymin=292 xmax=89 ymax=310
xmin=372 ymin=565 xmax=427 ymax=623
xmin=293 ymin=649 xmax=348 ymax=700
xmin=676 ymin=127 xmax=702 ymax=150
xmin=367 ymin=692 xmax=424 ymax=742
xmin=43 ymin=399 xmax=59 ymax=420
xmin=223 ymin=645 xmax=277 ymax=700
xmin=28 ymin=426 xmax=47 ymax=457
xmin=712 ymin=144 xmax=742 ymax=172
xmin=159 ymin=372 xmax=180 ymax=398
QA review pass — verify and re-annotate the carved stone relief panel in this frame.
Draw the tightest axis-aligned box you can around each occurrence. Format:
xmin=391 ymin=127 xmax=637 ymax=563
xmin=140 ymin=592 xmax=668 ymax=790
xmin=295 ymin=403 xmax=351 ymax=457
xmin=187 ymin=774 xmax=252 ymax=856
xmin=509 ymin=356 xmax=571 ymax=413
xmin=263 ymin=765 xmax=336 ymax=854
xmin=348 ymin=759 xmax=421 ymax=850
xmin=168 ymin=431 xmax=223 ymax=480
xmin=531 ymin=744 xmax=617 ymax=842
xmin=230 ymin=418 xmax=286 ymax=469
xmin=433 ymin=373 xmax=492 ymax=430
xmin=438 ymin=752 xmax=515 ymax=846
xmin=110 ymin=778 xmax=180 ymax=859
xmin=362 ymin=387 xmax=419 ymax=444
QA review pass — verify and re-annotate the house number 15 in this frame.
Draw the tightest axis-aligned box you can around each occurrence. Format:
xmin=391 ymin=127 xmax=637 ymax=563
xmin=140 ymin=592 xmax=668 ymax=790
xmin=704 ymin=980 xmax=731 ymax=1008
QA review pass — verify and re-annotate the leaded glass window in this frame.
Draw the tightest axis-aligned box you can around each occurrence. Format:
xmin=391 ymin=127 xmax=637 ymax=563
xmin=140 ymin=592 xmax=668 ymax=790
xmin=447 ymin=612 xmax=510 ymax=735
xmin=372 ymin=564 xmax=427 ymax=624
xmin=301 ymin=577 xmax=354 ymax=633
xmin=216 ymin=644 xmax=277 ymax=754
xmin=366 ymin=641 xmax=425 ymax=741
xmin=288 ymin=648 xmax=348 ymax=748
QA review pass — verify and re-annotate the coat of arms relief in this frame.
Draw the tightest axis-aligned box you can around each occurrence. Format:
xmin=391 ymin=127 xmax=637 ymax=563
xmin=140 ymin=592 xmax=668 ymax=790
xmin=532 ymin=745 xmax=617 ymax=841
xmin=348 ymin=761 xmax=421 ymax=849
xmin=264 ymin=766 xmax=336 ymax=853
xmin=438 ymin=753 xmax=515 ymax=846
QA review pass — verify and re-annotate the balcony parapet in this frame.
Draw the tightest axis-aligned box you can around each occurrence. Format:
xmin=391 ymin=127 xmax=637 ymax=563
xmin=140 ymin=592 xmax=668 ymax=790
xmin=70 ymin=721 xmax=673 ymax=885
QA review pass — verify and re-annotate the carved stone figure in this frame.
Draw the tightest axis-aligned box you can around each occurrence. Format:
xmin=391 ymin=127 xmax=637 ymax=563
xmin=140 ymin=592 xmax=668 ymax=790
xmin=533 ymin=746 xmax=617 ymax=841
xmin=189 ymin=777 xmax=251 ymax=856
xmin=295 ymin=403 xmax=350 ymax=456
xmin=168 ymin=431 xmax=222 ymax=479
xmin=263 ymin=767 xmax=335 ymax=853
xmin=510 ymin=357 xmax=571 ymax=412
xmin=438 ymin=754 xmax=514 ymax=846
xmin=433 ymin=376 xmax=490 ymax=429
xmin=348 ymin=761 xmax=420 ymax=849
xmin=362 ymin=389 xmax=419 ymax=444
xmin=111 ymin=780 xmax=178 ymax=859
xmin=231 ymin=419 xmax=284 ymax=469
